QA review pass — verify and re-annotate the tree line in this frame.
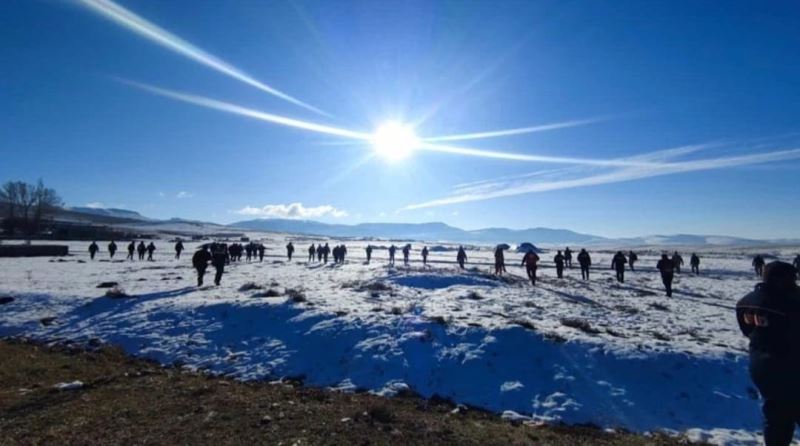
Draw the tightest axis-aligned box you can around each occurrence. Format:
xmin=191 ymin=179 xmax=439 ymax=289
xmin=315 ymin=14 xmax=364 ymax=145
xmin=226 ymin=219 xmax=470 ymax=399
xmin=0 ymin=180 xmax=62 ymax=237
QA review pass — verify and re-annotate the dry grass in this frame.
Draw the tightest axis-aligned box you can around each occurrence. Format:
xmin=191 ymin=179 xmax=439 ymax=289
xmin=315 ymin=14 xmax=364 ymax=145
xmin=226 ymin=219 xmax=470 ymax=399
xmin=0 ymin=340 xmax=693 ymax=445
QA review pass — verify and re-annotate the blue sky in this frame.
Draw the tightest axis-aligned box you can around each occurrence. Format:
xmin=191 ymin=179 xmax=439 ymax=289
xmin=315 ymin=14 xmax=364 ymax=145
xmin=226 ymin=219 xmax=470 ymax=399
xmin=2 ymin=0 xmax=799 ymax=239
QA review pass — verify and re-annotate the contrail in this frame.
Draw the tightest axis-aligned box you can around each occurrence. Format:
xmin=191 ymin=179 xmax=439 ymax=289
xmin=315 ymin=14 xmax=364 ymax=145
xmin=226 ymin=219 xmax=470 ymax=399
xmin=404 ymin=147 xmax=800 ymax=209
xmin=76 ymin=0 xmax=329 ymax=116
xmin=123 ymin=80 xmax=368 ymax=140
xmin=122 ymin=80 xmax=682 ymax=168
xmin=419 ymin=142 xmax=666 ymax=167
xmin=423 ymin=117 xmax=607 ymax=142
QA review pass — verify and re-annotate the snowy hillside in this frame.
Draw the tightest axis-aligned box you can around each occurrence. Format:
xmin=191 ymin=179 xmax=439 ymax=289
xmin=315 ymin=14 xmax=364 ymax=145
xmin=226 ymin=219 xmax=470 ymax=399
xmin=2 ymin=239 xmax=799 ymax=444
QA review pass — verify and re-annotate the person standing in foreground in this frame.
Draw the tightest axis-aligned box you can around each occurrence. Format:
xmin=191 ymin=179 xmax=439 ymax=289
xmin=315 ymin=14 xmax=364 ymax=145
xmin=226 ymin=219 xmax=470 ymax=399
xmin=365 ymin=245 xmax=373 ymax=264
xmin=690 ymin=253 xmax=701 ymax=275
xmin=792 ymin=255 xmax=800 ymax=275
xmin=611 ymin=251 xmax=627 ymax=283
xmin=192 ymin=245 xmax=212 ymax=287
xmin=657 ymin=254 xmax=675 ymax=297
xmin=554 ymin=250 xmax=565 ymax=279
xmin=521 ymin=249 xmax=540 ymax=286
xmin=127 ymin=241 xmax=135 ymax=260
xmin=308 ymin=244 xmax=315 ymax=262
xmin=388 ymin=245 xmax=397 ymax=266
xmin=737 ymin=262 xmax=800 ymax=446
xmin=137 ymin=241 xmax=146 ymax=261
xmin=564 ymin=247 xmax=573 ymax=269
xmin=108 ymin=240 xmax=117 ymax=259
xmin=578 ymin=249 xmax=591 ymax=280
xmin=421 ymin=246 xmax=429 ymax=266
xmin=402 ymin=244 xmax=411 ymax=266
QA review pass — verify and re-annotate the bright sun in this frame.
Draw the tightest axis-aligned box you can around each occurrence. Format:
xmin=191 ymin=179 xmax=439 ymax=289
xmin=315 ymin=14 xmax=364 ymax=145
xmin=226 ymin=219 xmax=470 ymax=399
xmin=371 ymin=121 xmax=420 ymax=162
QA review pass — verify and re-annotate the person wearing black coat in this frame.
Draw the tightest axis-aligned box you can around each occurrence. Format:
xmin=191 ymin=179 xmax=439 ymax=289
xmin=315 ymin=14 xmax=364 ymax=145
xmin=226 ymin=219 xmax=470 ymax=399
xmin=286 ymin=242 xmax=294 ymax=261
xmin=628 ymin=251 xmax=638 ymax=271
xmin=137 ymin=241 xmax=147 ymax=260
xmin=211 ymin=243 xmax=228 ymax=286
xmin=174 ymin=240 xmax=184 ymax=260
xmin=127 ymin=241 xmax=135 ymax=260
xmin=365 ymin=245 xmax=373 ymax=264
xmin=554 ymin=250 xmax=565 ymax=279
xmin=690 ymin=253 xmax=701 ymax=275
xmin=456 ymin=246 xmax=467 ymax=269
xmin=192 ymin=246 xmax=212 ymax=286
xmin=577 ymin=249 xmax=591 ymax=280
xmin=108 ymin=241 xmax=117 ymax=259
xmin=737 ymin=262 xmax=800 ymax=445
xmin=146 ymin=242 xmax=156 ymax=261
xmin=754 ymin=255 xmax=767 ymax=277
xmin=308 ymin=244 xmax=316 ymax=262
xmin=611 ymin=251 xmax=627 ymax=283
xmin=657 ymin=254 xmax=675 ymax=297
xmin=88 ymin=241 xmax=99 ymax=260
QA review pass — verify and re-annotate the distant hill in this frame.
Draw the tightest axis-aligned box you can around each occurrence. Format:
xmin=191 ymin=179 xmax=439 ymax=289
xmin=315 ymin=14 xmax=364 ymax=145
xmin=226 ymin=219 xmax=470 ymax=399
xmin=69 ymin=207 xmax=151 ymax=221
xmin=230 ymin=218 xmax=604 ymax=245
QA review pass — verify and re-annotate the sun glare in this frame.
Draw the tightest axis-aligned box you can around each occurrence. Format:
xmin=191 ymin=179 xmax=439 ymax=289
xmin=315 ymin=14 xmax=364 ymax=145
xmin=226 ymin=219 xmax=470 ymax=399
xmin=371 ymin=121 xmax=419 ymax=162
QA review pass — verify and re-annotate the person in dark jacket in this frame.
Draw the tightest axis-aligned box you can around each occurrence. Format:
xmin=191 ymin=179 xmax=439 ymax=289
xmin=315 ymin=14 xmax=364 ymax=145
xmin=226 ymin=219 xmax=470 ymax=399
xmin=192 ymin=245 xmax=212 ymax=286
xmin=127 ymin=241 xmax=135 ymax=260
xmin=494 ymin=247 xmax=505 ymax=276
xmin=146 ymin=242 xmax=156 ymax=261
xmin=672 ymin=251 xmax=684 ymax=274
xmin=365 ymin=245 xmax=373 ymax=264
xmin=611 ymin=251 xmax=627 ymax=283
xmin=754 ymin=255 xmax=766 ymax=277
xmin=88 ymin=241 xmax=99 ymax=260
xmin=577 ymin=249 xmax=591 ymax=280
xmin=137 ymin=241 xmax=147 ymax=260
xmin=657 ymin=254 xmax=675 ymax=297
xmin=494 ymin=246 xmax=506 ymax=276
xmin=175 ymin=240 xmax=184 ymax=260
xmin=245 ymin=243 xmax=253 ymax=262
xmin=628 ymin=251 xmax=638 ymax=271
xmin=521 ymin=250 xmax=540 ymax=285
xmin=456 ymin=246 xmax=467 ymax=269
xmin=402 ymin=244 xmax=411 ymax=266
xmin=388 ymin=245 xmax=397 ymax=266
xmin=308 ymin=244 xmax=315 ymax=262
xmin=737 ymin=262 xmax=800 ymax=445
xmin=793 ymin=255 xmax=800 ymax=275
xmin=286 ymin=242 xmax=294 ymax=261
xmin=211 ymin=243 xmax=228 ymax=286
xmin=690 ymin=253 xmax=701 ymax=275
xmin=421 ymin=246 xmax=429 ymax=266
xmin=108 ymin=241 xmax=117 ymax=259
xmin=554 ymin=250 xmax=565 ymax=279
xmin=316 ymin=244 xmax=323 ymax=262
xmin=564 ymin=247 xmax=573 ymax=269
xmin=322 ymin=243 xmax=330 ymax=264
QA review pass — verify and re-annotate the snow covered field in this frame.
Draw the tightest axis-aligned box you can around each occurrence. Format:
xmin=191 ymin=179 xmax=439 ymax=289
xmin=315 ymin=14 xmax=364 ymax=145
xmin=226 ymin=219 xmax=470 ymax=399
xmin=2 ymin=237 xmax=798 ymax=444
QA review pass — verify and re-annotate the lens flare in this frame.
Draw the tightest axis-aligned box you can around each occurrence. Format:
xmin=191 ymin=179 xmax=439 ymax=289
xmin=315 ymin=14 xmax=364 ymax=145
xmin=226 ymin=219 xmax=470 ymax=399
xmin=371 ymin=122 xmax=420 ymax=162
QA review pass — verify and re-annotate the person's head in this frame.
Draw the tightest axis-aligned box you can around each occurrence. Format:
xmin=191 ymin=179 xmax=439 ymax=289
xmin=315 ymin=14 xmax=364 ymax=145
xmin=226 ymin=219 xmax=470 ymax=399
xmin=762 ymin=261 xmax=797 ymax=292
xmin=662 ymin=254 xmax=669 ymax=260
xmin=674 ymin=251 xmax=679 ymax=255
xmin=617 ymin=251 xmax=623 ymax=255
xmin=581 ymin=248 xmax=586 ymax=253
xmin=557 ymin=250 xmax=562 ymax=254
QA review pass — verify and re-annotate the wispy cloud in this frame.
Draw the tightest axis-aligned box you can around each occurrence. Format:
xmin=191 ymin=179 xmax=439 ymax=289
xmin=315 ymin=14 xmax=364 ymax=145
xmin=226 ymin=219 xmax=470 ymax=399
xmin=176 ymin=191 xmax=193 ymax=199
xmin=85 ymin=202 xmax=105 ymax=209
xmin=76 ymin=0 xmax=328 ymax=116
xmin=404 ymin=144 xmax=800 ymax=210
xmin=236 ymin=203 xmax=348 ymax=219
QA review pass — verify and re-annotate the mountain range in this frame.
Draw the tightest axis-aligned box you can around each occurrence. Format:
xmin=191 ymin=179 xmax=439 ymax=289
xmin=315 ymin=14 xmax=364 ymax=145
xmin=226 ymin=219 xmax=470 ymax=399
xmin=12 ymin=205 xmax=794 ymax=246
